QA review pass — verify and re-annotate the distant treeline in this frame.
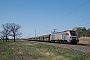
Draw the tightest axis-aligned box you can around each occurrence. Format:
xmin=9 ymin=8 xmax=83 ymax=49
xmin=73 ymin=27 xmax=90 ymax=37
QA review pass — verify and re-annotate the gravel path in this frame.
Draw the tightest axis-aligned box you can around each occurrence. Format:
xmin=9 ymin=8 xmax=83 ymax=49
xmin=30 ymin=41 xmax=90 ymax=53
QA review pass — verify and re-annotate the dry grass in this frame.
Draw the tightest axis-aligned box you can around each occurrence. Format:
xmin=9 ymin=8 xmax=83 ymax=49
xmin=79 ymin=37 xmax=90 ymax=44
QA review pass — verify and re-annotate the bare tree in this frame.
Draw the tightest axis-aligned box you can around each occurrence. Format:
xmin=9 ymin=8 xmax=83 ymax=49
xmin=2 ymin=23 xmax=11 ymax=42
xmin=0 ymin=31 xmax=5 ymax=41
xmin=10 ymin=23 xmax=22 ymax=42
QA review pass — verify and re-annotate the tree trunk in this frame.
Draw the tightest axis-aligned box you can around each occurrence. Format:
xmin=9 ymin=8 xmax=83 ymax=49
xmin=6 ymin=35 xmax=7 ymax=42
xmin=14 ymin=34 xmax=15 ymax=42
xmin=14 ymin=36 xmax=15 ymax=42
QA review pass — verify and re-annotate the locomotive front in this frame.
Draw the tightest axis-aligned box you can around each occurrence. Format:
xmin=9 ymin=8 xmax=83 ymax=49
xmin=69 ymin=31 xmax=79 ymax=44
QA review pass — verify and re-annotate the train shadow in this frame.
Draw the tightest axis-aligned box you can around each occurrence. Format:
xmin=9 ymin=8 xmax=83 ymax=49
xmin=77 ymin=43 xmax=90 ymax=46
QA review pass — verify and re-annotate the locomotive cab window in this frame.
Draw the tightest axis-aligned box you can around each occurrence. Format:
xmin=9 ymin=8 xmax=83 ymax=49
xmin=70 ymin=31 xmax=77 ymax=36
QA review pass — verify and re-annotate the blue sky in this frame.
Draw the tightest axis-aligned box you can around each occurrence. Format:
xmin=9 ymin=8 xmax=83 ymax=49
xmin=0 ymin=0 xmax=90 ymax=38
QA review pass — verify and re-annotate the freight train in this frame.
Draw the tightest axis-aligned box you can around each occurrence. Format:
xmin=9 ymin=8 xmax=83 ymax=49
xmin=29 ymin=30 xmax=79 ymax=44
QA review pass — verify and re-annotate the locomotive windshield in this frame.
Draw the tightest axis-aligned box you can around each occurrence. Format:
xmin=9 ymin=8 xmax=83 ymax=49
xmin=70 ymin=31 xmax=77 ymax=36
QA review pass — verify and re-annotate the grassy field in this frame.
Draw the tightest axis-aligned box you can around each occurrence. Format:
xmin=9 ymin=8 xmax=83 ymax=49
xmin=0 ymin=40 xmax=90 ymax=60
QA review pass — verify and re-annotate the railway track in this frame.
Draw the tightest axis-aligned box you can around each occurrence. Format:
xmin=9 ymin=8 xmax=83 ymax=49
xmin=28 ymin=40 xmax=90 ymax=53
